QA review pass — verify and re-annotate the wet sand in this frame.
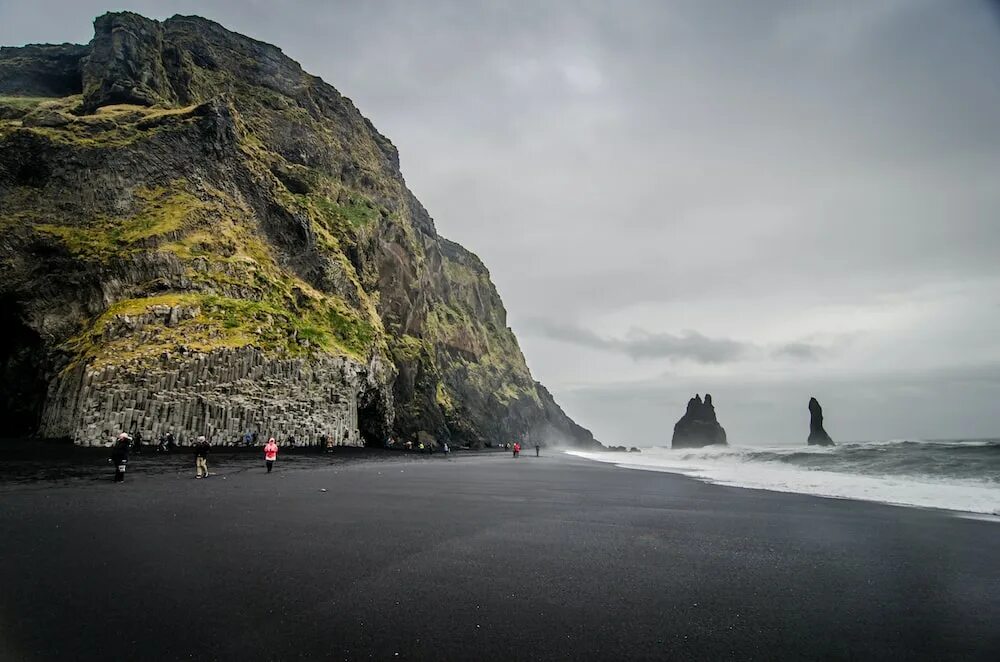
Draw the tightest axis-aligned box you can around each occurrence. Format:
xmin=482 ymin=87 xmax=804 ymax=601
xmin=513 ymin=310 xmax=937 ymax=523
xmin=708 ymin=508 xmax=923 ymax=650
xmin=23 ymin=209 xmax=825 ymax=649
xmin=1 ymin=450 xmax=998 ymax=660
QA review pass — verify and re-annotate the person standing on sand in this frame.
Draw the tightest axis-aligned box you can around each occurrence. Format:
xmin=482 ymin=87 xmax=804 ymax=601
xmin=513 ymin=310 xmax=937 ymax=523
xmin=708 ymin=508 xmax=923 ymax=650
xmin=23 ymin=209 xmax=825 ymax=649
xmin=535 ymin=444 xmax=540 ymax=457
xmin=513 ymin=442 xmax=521 ymax=458
xmin=110 ymin=433 xmax=131 ymax=482
xmin=264 ymin=438 xmax=278 ymax=473
xmin=194 ymin=436 xmax=210 ymax=479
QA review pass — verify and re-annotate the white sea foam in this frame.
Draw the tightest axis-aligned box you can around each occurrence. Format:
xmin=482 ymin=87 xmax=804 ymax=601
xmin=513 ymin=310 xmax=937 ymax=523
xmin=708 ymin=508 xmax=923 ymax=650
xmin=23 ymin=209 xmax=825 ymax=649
xmin=566 ymin=444 xmax=1000 ymax=516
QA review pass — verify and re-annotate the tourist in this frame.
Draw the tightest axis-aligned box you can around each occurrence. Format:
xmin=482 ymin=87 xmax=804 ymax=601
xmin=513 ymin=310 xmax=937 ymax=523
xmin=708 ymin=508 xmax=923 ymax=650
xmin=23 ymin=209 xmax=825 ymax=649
xmin=326 ymin=433 xmax=335 ymax=452
xmin=252 ymin=430 xmax=259 ymax=446
xmin=166 ymin=430 xmax=177 ymax=451
xmin=513 ymin=441 xmax=520 ymax=458
xmin=264 ymin=438 xmax=278 ymax=473
xmin=443 ymin=442 xmax=450 ymax=456
xmin=535 ymin=444 xmax=540 ymax=457
xmin=132 ymin=428 xmax=142 ymax=454
xmin=244 ymin=430 xmax=253 ymax=446
xmin=194 ymin=436 xmax=210 ymax=479
xmin=288 ymin=434 xmax=296 ymax=448
xmin=110 ymin=432 xmax=131 ymax=482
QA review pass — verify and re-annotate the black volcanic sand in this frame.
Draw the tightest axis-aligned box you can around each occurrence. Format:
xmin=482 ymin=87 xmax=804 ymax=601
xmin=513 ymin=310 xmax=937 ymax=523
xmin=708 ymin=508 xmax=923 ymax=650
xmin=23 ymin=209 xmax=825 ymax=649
xmin=1 ymin=450 xmax=998 ymax=661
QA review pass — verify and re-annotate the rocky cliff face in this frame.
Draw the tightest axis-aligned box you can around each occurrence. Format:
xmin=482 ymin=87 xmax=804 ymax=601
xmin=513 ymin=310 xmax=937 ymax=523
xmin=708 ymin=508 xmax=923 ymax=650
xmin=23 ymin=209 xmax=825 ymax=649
xmin=671 ymin=394 xmax=727 ymax=449
xmin=807 ymin=397 xmax=834 ymax=446
xmin=0 ymin=12 xmax=599 ymax=449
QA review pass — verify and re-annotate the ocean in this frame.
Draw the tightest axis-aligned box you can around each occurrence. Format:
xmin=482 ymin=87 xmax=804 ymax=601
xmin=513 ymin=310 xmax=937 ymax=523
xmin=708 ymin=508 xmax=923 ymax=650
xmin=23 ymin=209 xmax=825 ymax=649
xmin=568 ymin=439 xmax=1000 ymax=515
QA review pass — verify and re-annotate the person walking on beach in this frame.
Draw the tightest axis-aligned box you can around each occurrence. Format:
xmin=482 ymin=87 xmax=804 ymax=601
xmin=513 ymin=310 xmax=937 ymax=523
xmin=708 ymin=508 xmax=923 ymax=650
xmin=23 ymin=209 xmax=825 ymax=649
xmin=535 ymin=444 xmax=540 ymax=457
xmin=110 ymin=433 xmax=131 ymax=482
xmin=513 ymin=442 xmax=521 ymax=458
xmin=264 ymin=438 xmax=278 ymax=473
xmin=194 ymin=436 xmax=210 ymax=479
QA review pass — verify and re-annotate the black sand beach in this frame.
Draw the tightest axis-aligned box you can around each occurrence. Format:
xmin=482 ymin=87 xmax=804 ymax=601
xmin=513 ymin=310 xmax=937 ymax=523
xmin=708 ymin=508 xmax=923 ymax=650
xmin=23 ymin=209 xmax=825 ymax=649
xmin=1 ymin=450 xmax=998 ymax=661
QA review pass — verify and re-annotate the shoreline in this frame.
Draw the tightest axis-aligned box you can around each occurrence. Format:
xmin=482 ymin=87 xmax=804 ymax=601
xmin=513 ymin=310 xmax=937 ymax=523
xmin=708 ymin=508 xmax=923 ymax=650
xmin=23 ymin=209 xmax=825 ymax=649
xmin=567 ymin=445 xmax=1000 ymax=518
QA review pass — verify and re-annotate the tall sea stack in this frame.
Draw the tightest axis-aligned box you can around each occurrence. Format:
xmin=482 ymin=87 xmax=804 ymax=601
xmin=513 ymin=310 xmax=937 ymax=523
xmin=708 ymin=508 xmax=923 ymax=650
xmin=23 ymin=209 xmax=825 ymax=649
xmin=671 ymin=394 xmax=727 ymax=449
xmin=807 ymin=397 xmax=834 ymax=446
xmin=0 ymin=12 xmax=600 ymax=450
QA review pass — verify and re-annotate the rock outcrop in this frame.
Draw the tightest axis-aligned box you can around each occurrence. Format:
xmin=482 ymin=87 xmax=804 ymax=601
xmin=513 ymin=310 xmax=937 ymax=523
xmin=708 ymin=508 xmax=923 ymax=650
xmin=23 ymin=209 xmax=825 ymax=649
xmin=671 ymin=394 xmax=727 ymax=449
xmin=0 ymin=12 xmax=600 ymax=449
xmin=807 ymin=397 xmax=834 ymax=446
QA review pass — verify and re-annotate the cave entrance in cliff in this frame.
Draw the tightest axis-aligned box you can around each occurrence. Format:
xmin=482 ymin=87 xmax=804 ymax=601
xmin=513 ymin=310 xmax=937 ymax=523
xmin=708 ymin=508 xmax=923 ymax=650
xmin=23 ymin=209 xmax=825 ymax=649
xmin=358 ymin=398 xmax=387 ymax=448
xmin=0 ymin=296 xmax=49 ymax=437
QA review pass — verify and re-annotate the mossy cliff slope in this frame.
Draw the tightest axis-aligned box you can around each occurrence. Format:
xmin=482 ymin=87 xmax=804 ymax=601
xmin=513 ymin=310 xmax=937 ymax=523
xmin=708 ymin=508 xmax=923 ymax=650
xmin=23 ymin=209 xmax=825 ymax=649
xmin=0 ymin=12 xmax=599 ymax=448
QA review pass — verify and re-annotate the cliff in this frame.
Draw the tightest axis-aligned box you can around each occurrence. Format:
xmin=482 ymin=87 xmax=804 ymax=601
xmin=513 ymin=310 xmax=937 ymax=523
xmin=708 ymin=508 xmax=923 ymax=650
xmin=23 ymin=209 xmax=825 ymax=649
xmin=0 ymin=12 xmax=599 ymax=449
xmin=671 ymin=394 xmax=727 ymax=449
xmin=807 ymin=397 xmax=834 ymax=446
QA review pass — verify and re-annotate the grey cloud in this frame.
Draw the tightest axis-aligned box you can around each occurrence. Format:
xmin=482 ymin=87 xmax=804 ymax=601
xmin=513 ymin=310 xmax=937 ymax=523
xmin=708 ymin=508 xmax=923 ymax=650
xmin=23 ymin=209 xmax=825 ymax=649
xmin=523 ymin=318 xmax=846 ymax=366
xmin=523 ymin=319 xmax=749 ymax=363
xmin=771 ymin=342 xmax=827 ymax=361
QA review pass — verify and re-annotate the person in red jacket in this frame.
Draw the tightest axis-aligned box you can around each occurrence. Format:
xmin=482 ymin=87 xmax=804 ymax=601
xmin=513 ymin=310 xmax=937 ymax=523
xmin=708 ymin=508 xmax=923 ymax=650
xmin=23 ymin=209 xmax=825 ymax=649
xmin=513 ymin=442 xmax=521 ymax=458
xmin=264 ymin=438 xmax=278 ymax=473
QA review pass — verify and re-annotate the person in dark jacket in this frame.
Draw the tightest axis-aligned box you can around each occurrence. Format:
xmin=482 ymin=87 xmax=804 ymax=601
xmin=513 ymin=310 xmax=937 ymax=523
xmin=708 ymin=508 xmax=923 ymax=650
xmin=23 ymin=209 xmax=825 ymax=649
xmin=194 ymin=436 xmax=210 ymax=479
xmin=110 ymin=433 xmax=131 ymax=482
xmin=535 ymin=444 xmax=540 ymax=457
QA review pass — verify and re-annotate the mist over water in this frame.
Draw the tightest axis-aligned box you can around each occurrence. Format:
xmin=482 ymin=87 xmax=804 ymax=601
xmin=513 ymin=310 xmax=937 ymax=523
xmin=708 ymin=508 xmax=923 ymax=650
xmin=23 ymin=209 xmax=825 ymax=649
xmin=569 ymin=439 xmax=1000 ymax=515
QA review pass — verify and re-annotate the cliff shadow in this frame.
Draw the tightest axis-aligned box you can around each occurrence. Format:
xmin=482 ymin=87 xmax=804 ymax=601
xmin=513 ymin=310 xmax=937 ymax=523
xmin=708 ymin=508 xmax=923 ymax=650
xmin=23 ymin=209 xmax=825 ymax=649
xmin=0 ymin=295 xmax=49 ymax=436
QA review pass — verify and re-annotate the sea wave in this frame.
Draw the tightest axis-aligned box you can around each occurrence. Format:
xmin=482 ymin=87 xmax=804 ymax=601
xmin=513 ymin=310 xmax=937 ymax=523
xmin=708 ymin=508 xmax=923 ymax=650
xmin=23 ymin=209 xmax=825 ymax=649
xmin=567 ymin=439 xmax=1000 ymax=515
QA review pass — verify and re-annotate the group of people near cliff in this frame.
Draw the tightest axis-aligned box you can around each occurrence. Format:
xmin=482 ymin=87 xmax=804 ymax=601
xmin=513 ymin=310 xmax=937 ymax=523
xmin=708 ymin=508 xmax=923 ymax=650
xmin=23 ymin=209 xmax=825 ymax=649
xmin=108 ymin=430 xmax=540 ymax=482
xmin=510 ymin=442 xmax=541 ymax=458
xmin=192 ymin=435 xmax=281 ymax=478
xmin=109 ymin=432 xmax=283 ymax=481
xmin=385 ymin=436 xmax=450 ymax=455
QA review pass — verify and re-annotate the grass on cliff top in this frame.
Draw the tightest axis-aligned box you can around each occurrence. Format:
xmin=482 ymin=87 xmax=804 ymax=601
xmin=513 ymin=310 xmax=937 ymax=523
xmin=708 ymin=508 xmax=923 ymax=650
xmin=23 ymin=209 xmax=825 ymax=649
xmin=0 ymin=98 xmax=201 ymax=148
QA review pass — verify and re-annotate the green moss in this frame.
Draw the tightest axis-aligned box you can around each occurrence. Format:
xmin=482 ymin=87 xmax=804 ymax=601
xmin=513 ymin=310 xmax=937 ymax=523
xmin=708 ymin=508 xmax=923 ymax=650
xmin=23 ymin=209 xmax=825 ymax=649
xmin=35 ymin=184 xmax=210 ymax=260
xmin=0 ymin=100 xmax=201 ymax=148
xmin=0 ymin=95 xmax=53 ymax=111
xmin=435 ymin=380 xmax=455 ymax=411
xmin=393 ymin=334 xmax=427 ymax=361
xmin=312 ymin=195 xmax=379 ymax=229
xmin=69 ymin=288 xmax=378 ymax=368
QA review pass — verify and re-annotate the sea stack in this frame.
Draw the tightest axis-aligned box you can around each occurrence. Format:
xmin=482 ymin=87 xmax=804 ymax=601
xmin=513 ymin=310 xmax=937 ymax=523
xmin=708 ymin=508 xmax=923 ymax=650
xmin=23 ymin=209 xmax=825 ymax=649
xmin=807 ymin=397 xmax=834 ymax=446
xmin=671 ymin=394 xmax=728 ymax=449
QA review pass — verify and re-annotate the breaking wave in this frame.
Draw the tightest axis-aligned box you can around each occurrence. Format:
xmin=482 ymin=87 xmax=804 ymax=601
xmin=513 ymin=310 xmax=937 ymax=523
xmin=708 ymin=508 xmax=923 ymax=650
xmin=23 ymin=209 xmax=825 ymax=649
xmin=568 ymin=439 xmax=1000 ymax=515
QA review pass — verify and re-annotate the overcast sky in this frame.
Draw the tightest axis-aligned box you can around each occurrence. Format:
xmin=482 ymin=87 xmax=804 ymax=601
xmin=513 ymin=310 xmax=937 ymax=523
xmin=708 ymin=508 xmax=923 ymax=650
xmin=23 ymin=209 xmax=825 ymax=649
xmin=3 ymin=0 xmax=1000 ymax=445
